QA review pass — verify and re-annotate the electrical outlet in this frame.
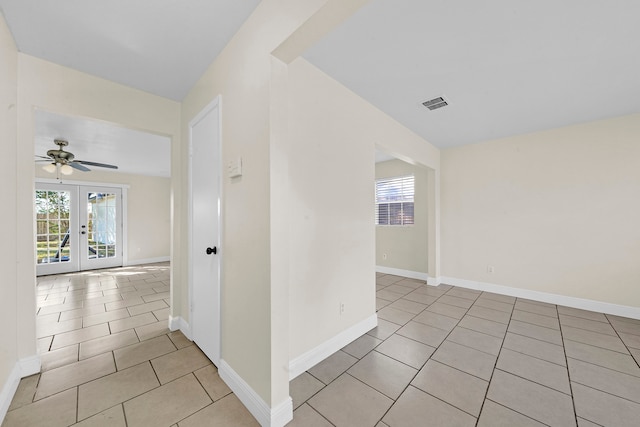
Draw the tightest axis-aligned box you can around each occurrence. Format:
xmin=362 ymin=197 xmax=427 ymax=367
xmin=340 ymin=302 xmax=345 ymax=315
xmin=487 ymin=265 xmax=495 ymax=273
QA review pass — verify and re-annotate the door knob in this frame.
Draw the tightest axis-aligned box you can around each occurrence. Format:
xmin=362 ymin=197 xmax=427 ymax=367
xmin=206 ymin=246 xmax=217 ymax=255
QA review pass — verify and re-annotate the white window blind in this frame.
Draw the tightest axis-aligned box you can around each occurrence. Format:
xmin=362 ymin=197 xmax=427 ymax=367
xmin=375 ymin=175 xmax=415 ymax=225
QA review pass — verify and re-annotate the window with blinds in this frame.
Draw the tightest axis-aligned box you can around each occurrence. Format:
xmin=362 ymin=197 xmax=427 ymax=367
xmin=375 ymin=174 xmax=415 ymax=225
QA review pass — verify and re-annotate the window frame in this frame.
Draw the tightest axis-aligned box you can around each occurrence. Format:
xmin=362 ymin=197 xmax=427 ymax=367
xmin=375 ymin=174 xmax=415 ymax=226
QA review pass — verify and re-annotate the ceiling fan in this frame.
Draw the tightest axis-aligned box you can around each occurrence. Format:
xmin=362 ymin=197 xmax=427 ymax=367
xmin=35 ymin=139 xmax=118 ymax=176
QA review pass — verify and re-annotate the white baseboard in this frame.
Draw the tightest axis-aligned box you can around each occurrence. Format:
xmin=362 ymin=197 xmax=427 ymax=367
xmin=0 ymin=365 xmax=20 ymax=424
xmin=288 ymin=314 xmax=378 ymax=380
xmin=441 ymin=276 xmax=640 ymax=320
xmin=124 ymin=256 xmax=170 ymax=267
xmin=168 ymin=316 xmax=192 ymax=340
xmin=376 ymin=266 xmax=429 ymax=282
xmin=19 ymin=355 xmax=41 ymax=377
xmin=427 ymin=276 xmax=442 ymax=286
xmin=219 ymin=359 xmax=293 ymax=427
xmin=270 ymin=397 xmax=293 ymax=427
xmin=1 ymin=355 xmax=42 ymax=424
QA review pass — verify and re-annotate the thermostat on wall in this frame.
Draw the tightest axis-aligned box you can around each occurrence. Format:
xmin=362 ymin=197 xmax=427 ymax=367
xmin=227 ymin=157 xmax=242 ymax=178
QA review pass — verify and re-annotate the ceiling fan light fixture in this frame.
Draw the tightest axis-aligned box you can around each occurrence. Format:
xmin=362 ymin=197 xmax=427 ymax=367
xmin=60 ymin=164 xmax=73 ymax=175
xmin=42 ymin=163 xmax=57 ymax=173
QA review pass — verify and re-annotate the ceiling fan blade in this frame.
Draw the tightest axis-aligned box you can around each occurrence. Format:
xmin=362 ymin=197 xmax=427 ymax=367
xmin=35 ymin=155 xmax=52 ymax=160
xmin=69 ymin=162 xmax=91 ymax=172
xmin=35 ymin=159 xmax=52 ymax=163
xmin=75 ymin=160 xmax=118 ymax=169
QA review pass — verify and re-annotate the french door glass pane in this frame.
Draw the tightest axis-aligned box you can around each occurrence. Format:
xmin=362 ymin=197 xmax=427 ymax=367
xmin=35 ymin=190 xmax=71 ymax=264
xmin=87 ymin=192 xmax=117 ymax=260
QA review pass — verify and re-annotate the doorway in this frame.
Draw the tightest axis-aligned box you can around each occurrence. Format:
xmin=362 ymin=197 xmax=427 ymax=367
xmin=374 ymin=149 xmax=439 ymax=283
xmin=188 ymin=97 xmax=222 ymax=365
xmin=36 ymin=182 xmax=123 ymax=275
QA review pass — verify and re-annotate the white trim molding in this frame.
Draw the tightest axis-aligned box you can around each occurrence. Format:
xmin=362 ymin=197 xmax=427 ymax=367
xmin=289 ymin=314 xmax=378 ymax=380
xmin=376 ymin=266 xmax=429 ymax=282
xmin=19 ymin=356 xmax=41 ymax=378
xmin=121 ymin=186 xmax=128 ymax=266
xmin=0 ymin=365 xmax=20 ymax=424
xmin=441 ymin=276 xmax=640 ymax=320
xmin=427 ymin=276 xmax=442 ymax=286
xmin=1 ymin=356 xmax=41 ymax=423
xmin=219 ymin=360 xmax=293 ymax=427
xmin=124 ymin=256 xmax=170 ymax=267
xmin=35 ymin=177 xmax=130 ymax=189
xmin=168 ymin=316 xmax=192 ymax=340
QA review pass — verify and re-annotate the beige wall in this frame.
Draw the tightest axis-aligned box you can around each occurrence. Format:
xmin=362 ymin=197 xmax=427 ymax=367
xmin=441 ymin=113 xmax=640 ymax=307
xmin=0 ymin=11 xmax=19 ymax=413
xmin=287 ymin=57 xmax=377 ymax=361
xmin=34 ymin=169 xmax=171 ymax=264
xmin=375 ymin=159 xmax=429 ymax=274
xmin=180 ymin=0 xmax=327 ymax=407
xmin=285 ymin=55 xmax=441 ymax=357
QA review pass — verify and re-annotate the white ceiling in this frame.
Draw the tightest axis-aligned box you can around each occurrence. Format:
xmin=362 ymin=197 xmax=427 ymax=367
xmin=304 ymin=0 xmax=640 ymax=148
xmin=35 ymin=110 xmax=171 ymax=178
xmin=0 ymin=0 xmax=260 ymax=101
xmin=4 ymin=0 xmax=640 ymax=166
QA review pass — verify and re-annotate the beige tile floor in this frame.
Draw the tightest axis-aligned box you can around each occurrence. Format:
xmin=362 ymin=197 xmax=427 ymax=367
xmin=4 ymin=266 xmax=640 ymax=426
xmin=3 ymin=263 xmax=258 ymax=427
xmin=288 ymin=273 xmax=640 ymax=427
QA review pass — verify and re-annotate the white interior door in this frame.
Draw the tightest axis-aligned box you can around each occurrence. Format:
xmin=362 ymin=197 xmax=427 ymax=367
xmin=189 ymin=98 xmax=222 ymax=365
xmin=36 ymin=183 xmax=123 ymax=275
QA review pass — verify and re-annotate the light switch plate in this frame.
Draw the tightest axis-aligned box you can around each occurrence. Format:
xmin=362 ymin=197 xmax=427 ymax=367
xmin=227 ymin=156 xmax=242 ymax=178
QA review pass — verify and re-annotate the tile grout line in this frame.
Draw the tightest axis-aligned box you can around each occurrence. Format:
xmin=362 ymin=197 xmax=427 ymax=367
xmin=557 ymin=303 xmax=582 ymax=427
xmin=375 ymin=284 xmax=480 ymax=425
xmin=559 ymin=312 xmax=640 ymax=410
xmin=30 ymin=266 xmax=173 ymax=426
xmin=306 ymin=404 xmax=336 ymax=427
xmin=306 ymin=275 xmax=439 ymax=424
xmin=490 ymin=296 xmax=579 ymax=425
xmin=606 ymin=314 xmax=640 ymax=371
xmin=473 ymin=291 xmax=516 ymax=427
xmin=500 ymin=332 xmax=567 ymax=368
xmin=75 ymin=385 xmax=79 ymax=425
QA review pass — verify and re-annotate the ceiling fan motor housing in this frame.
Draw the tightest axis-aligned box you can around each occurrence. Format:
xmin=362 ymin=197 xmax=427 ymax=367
xmin=48 ymin=139 xmax=74 ymax=163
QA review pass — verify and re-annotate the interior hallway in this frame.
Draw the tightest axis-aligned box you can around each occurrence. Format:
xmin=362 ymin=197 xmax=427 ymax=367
xmin=3 ymin=265 xmax=640 ymax=426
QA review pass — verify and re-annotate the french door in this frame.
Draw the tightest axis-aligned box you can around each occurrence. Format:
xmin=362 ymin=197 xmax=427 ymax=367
xmin=36 ymin=183 xmax=123 ymax=275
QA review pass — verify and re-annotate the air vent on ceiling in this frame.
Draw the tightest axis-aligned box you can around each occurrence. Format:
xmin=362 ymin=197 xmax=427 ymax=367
xmin=422 ymin=96 xmax=448 ymax=111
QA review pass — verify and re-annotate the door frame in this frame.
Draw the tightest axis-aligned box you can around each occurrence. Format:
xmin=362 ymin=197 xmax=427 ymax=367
xmin=78 ymin=185 xmax=124 ymax=271
xmin=35 ymin=178 xmax=129 ymax=273
xmin=188 ymin=96 xmax=223 ymax=365
xmin=35 ymin=182 xmax=80 ymax=275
